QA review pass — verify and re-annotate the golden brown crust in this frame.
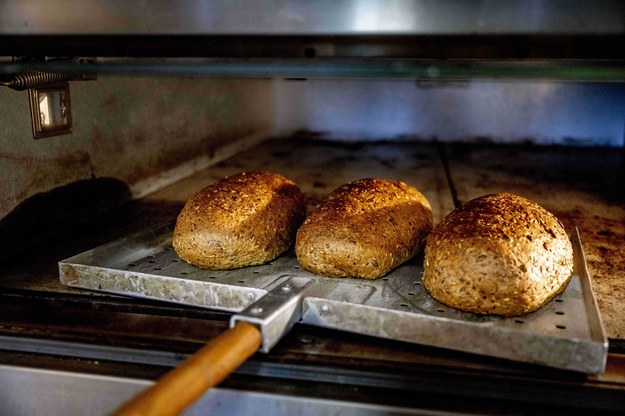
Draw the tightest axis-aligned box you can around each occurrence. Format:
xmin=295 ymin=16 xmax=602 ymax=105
xmin=295 ymin=178 xmax=433 ymax=279
xmin=423 ymin=193 xmax=574 ymax=316
xmin=173 ymin=171 xmax=305 ymax=269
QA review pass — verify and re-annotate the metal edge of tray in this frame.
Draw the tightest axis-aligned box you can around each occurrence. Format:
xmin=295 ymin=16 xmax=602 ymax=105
xmin=59 ymin=221 xmax=268 ymax=312
xmin=572 ymin=227 xmax=609 ymax=369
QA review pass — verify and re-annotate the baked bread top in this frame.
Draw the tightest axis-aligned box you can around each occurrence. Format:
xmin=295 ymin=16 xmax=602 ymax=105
xmin=173 ymin=171 xmax=305 ymax=269
xmin=423 ymin=193 xmax=574 ymax=316
xmin=296 ymin=178 xmax=433 ymax=279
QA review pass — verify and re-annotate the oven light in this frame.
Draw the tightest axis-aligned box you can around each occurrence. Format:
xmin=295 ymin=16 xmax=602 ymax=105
xmin=28 ymin=81 xmax=73 ymax=139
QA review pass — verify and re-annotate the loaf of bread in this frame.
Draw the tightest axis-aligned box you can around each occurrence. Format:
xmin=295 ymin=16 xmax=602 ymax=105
xmin=423 ymin=193 xmax=574 ymax=316
xmin=295 ymin=178 xmax=433 ymax=279
xmin=173 ymin=171 xmax=306 ymax=269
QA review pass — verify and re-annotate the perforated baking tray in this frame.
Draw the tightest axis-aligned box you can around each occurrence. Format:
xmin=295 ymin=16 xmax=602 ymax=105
xmin=59 ymin=221 xmax=607 ymax=374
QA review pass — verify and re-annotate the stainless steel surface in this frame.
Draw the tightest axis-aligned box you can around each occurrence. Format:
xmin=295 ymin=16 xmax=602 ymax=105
xmin=0 ymin=364 xmax=147 ymax=416
xmin=1 ymin=0 xmax=624 ymax=35
xmin=59 ymin=223 xmax=607 ymax=373
xmin=275 ymin=80 xmax=625 ymax=147
xmin=0 ymin=365 xmax=436 ymax=416
xmin=0 ymin=335 xmax=183 ymax=368
xmin=232 ymin=276 xmax=314 ymax=352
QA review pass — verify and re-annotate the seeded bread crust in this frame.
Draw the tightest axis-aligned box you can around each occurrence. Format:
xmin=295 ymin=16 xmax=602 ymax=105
xmin=173 ymin=171 xmax=306 ymax=269
xmin=295 ymin=178 xmax=433 ymax=279
xmin=423 ymin=193 xmax=574 ymax=316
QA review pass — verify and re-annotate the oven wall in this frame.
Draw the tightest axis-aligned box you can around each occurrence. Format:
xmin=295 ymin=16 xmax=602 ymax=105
xmin=274 ymin=79 xmax=625 ymax=146
xmin=0 ymin=77 xmax=272 ymax=255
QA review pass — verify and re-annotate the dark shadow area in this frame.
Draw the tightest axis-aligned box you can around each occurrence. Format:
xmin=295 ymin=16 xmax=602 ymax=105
xmin=0 ymin=178 xmax=132 ymax=260
xmin=445 ymin=143 xmax=625 ymax=204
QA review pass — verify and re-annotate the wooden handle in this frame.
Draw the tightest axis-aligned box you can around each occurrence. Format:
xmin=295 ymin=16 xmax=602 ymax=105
xmin=113 ymin=321 xmax=262 ymax=416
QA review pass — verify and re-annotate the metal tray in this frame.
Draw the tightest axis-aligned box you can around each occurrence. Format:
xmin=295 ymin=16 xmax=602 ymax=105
xmin=59 ymin=221 xmax=608 ymax=374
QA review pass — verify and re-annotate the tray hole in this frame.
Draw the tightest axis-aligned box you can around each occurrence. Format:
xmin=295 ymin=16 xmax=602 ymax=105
xmin=436 ymin=308 xmax=445 ymax=313
xmin=407 ymin=292 xmax=416 ymax=296
xmin=555 ymin=311 xmax=565 ymax=315
xmin=148 ymin=255 xmax=156 ymax=258
xmin=181 ymin=272 xmax=189 ymax=275
xmin=253 ymin=271 xmax=260 ymax=274
xmin=293 ymin=266 xmax=300 ymax=270
xmin=514 ymin=319 xmax=524 ymax=324
xmin=556 ymin=324 xmax=567 ymax=330
xmin=154 ymin=267 xmax=161 ymax=271
xmin=172 ymin=259 xmax=180 ymax=263
xmin=208 ymin=276 xmax=217 ymax=279
xmin=238 ymin=280 xmax=246 ymax=283
xmin=399 ymin=303 xmax=409 ymax=308
xmin=148 ymin=260 xmax=156 ymax=264
xmin=128 ymin=263 xmax=136 ymax=267
xmin=555 ymin=299 xmax=564 ymax=303
xmin=382 ymin=277 xmax=390 ymax=281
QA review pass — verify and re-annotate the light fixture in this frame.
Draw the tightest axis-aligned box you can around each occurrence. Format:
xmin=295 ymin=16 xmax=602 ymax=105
xmin=28 ymin=81 xmax=73 ymax=139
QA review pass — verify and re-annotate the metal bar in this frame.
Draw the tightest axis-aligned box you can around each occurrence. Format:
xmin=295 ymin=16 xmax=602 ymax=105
xmin=3 ymin=59 xmax=625 ymax=82
xmin=231 ymin=276 xmax=314 ymax=352
xmin=0 ymin=335 xmax=183 ymax=367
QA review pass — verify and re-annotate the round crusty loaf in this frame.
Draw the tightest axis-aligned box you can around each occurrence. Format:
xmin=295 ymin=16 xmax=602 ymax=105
xmin=173 ymin=171 xmax=305 ymax=269
xmin=423 ymin=193 xmax=573 ymax=316
xmin=295 ymin=178 xmax=433 ymax=279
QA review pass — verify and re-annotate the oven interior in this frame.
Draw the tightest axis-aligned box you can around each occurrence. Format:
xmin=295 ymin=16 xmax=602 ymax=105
xmin=1 ymin=2 xmax=625 ymax=414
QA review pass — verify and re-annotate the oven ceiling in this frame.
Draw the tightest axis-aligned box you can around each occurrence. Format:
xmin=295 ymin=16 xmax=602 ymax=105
xmin=1 ymin=1 xmax=624 ymax=83
xmin=0 ymin=0 xmax=624 ymax=60
xmin=1 ymin=0 xmax=624 ymax=35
